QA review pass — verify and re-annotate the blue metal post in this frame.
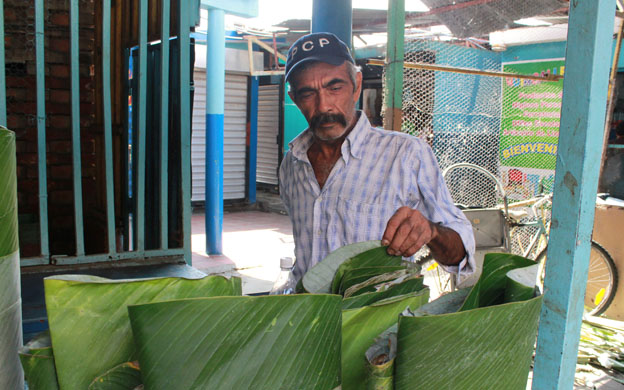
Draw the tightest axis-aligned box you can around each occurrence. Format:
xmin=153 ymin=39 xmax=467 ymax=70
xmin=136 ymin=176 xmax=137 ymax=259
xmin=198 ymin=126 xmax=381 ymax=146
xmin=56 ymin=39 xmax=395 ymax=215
xmin=179 ymin=2 xmax=193 ymax=264
xmin=532 ymin=0 xmax=616 ymax=389
xmin=102 ymin=0 xmax=116 ymax=254
xmin=136 ymin=0 xmax=148 ymax=252
xmin=35 ymin=0 xmax=49 ymax=258
xmin=311 ymin=0 xmax=352 ymax=49
xmin=160 ymin=0 xmax=171 ymax=249
xmin=247 ymin=76 xmax=258 ymax=204
xmin=0 ymin=0 xmax=6 ymax=125
xmin=205 ymin=9 xmax=225 ymax=255
xmin=70 ymin=0 xmax=85 ymax=256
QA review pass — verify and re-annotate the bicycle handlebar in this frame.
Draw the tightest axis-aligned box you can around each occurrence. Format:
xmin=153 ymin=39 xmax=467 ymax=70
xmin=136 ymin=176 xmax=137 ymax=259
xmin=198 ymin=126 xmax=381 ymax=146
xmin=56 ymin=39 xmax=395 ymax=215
xmin=442 ymin=162 xmax=509 ymax=217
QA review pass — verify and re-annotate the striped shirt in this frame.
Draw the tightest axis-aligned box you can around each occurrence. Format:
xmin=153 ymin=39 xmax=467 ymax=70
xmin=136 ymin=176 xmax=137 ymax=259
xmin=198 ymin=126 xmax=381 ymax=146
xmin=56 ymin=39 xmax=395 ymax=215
xmin=279 ymin=112 xmax=475 ymax=281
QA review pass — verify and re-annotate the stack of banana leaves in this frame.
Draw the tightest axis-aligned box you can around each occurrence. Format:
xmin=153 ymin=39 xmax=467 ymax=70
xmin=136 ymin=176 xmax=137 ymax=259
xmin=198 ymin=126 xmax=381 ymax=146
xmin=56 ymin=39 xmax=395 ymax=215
xmin=20 ymin=241 xmax=543 ymax=390
xmin=576 ymin=315 xmax=624 ymax=386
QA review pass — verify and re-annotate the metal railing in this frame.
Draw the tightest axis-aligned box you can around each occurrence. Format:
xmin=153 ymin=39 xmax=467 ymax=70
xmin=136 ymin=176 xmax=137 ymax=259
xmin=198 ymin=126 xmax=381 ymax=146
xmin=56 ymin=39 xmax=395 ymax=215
xmin=0 ymin=0 xmax=194 ymax=267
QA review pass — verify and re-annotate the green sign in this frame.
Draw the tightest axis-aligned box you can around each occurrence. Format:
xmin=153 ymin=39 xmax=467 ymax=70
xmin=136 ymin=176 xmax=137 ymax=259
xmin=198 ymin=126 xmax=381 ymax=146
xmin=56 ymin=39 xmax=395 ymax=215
xmin=499 ymin=59 xmax=565 ymax=198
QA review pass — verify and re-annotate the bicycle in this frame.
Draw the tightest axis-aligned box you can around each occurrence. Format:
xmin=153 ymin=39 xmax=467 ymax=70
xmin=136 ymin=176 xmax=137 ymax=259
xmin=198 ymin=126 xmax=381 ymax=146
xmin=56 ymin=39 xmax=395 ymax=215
xmin=422 ymin=162 xmax=618 ymax=316
xmin=417 ymin=162 xmax=511 ymax=298
xmin=506 ymin=193 xmax=619 ymax=316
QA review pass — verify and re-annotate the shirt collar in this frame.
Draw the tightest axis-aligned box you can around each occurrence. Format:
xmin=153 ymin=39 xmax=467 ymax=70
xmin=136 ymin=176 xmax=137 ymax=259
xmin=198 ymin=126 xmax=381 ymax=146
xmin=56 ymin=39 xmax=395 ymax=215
xmin=287 ymin=111 xmax=371 ymax=163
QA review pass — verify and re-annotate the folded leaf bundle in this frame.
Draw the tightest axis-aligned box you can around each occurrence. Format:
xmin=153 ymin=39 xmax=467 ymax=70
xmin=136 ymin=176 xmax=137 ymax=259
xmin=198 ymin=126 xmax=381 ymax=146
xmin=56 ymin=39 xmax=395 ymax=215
xmin=18 ymin=331 xmax=59 ymax=390
xmin=44 ymin=274 xmax=241 ymax=389
xmin=344 ymin=269 xmax=411 ymax=298
xmin=338 ymin=266 xmax=406 ymax=295
xmin=0 ymin=128 xmax=24 ymax=390
xmin=303 ymin=241 xmax=389 ymax=293
xmin=395 ymin=296 xmax=543 ymax=390
xmin=332 ymin=247 xmax=403 ymax=294
xmin=128 ymin=295 xmax=342 ymax=390
xmin=393 ymin=253 xmax=543 ymax=389
xmin=342 ymin=276 xmax=425 ymax=310
xmin=365 ymin=327 xmax=398 ymax=390
xmin=342 ymin=290 xmax=430 ymax=390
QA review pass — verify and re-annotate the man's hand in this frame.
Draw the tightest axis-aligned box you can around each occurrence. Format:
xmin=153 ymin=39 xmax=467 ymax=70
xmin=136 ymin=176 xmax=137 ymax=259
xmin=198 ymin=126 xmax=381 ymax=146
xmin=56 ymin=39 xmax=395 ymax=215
xmin=381 ymin=207 xmax=466 ymax=266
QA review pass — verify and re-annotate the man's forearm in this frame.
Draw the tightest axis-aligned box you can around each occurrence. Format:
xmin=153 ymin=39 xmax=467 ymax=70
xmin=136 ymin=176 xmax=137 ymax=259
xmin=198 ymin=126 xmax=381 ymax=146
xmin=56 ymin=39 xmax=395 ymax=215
xmin=427 ymin=223 xmax=466 ymax=266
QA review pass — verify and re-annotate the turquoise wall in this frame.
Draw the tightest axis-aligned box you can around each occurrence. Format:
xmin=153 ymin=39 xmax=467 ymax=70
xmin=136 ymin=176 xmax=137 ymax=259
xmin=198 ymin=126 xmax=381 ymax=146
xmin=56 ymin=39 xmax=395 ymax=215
xmin=283 ymin=82 xmax=309 ymax=154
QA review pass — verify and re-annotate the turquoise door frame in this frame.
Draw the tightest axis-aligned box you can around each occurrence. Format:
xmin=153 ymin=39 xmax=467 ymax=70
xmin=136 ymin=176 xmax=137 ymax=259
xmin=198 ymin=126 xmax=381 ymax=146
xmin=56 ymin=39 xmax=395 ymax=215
xmin=0 ymin=0 xmax=197 ymax=267
xmin=532 ymin=0 xmax=616 ymax=388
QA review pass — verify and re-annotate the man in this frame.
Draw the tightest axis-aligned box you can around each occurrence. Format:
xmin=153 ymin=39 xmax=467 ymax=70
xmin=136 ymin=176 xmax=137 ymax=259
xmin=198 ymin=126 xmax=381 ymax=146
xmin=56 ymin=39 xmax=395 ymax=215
xmin=279 ymin=32 xmax=475 ymax=282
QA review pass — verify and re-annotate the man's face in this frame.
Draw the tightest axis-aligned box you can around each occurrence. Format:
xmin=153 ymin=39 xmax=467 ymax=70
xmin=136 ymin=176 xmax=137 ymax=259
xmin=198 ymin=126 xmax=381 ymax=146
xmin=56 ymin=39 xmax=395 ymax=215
xmin=288 ymin=62 xmax=362 ymax=142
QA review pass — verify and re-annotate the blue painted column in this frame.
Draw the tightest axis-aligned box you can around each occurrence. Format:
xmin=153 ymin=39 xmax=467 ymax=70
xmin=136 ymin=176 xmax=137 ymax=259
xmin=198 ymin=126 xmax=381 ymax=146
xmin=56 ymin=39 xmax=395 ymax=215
xmin=205 ymin=8 xmax=225 ymax=254
xmin=532 ymin=0 xmax=616 ymax=389
xmin=247 ymin=76 xmax=259 ymax=204
xmin=311 ymin=0 xmax=352 ymax=49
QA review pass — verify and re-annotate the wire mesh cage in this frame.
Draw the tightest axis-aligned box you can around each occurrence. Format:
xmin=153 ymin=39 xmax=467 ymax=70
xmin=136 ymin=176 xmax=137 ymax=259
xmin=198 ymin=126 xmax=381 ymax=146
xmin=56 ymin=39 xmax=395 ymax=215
xmin=389 ymin=33 xmax=564 ymax=257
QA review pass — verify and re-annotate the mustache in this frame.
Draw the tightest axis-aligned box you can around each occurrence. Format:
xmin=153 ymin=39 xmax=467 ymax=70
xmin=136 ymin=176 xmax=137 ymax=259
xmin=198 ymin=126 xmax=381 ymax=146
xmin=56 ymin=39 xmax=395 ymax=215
xmin=310 ymin=113 xmax=347 ymax=129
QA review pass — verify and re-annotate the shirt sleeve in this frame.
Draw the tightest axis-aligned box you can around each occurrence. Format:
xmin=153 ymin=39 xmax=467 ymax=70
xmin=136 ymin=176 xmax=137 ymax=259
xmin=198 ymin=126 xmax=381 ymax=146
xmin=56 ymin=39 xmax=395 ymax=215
xmin=410 ymin=141 xmax=476 ymax=280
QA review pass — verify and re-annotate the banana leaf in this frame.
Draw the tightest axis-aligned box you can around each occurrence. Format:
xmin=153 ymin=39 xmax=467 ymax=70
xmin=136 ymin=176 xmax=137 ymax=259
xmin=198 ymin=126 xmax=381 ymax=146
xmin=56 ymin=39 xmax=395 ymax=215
xmin=362 ymin=288 xmax=471 ymax=390
xmin=344 ymin=269 xmax=412 ymax=298
xmin=339 ymin=266 xmax=406 ymax=295
xmin=341 ymin=289 xmax=430 ymax=390
xmin=342 ymin=277 xmax=425 ymax=310
xmin=88 ymin=362 xmax=142 ymax=390
xmin=128 ymin=295 xmax=342 ymax=390
xmin=394 ymin=296 xmax=543 ymax=390
xmin=365 ymin=327 xmax=397 ymax=390
xmin=332 ymin=247 xmax=403 ymax=294
xmin=0 ymin=128 xmax=23 ymax=390
xmin=505 ymin=264 xmax=539 ymax=303
xmin=19 ymin=331 xmax=59 ymax=390
xmin=460 ymin=252 xmax=535 ymax=311
xmin=45 ymin=274 xmax=241 ymax=390
xmin=303 ymin=240 xmax=382 ymax=293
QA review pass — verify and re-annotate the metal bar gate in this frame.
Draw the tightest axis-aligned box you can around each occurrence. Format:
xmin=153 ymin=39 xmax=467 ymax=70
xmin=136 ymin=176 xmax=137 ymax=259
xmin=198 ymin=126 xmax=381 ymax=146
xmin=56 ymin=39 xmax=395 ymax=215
xmin=0 ymin=0 xmax=194 ymax=267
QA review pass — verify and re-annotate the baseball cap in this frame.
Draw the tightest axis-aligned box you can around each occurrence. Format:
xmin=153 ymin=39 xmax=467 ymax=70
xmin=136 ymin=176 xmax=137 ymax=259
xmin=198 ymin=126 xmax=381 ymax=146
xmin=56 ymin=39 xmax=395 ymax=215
xmin=285 ymin=32 xmax=355 ymax=82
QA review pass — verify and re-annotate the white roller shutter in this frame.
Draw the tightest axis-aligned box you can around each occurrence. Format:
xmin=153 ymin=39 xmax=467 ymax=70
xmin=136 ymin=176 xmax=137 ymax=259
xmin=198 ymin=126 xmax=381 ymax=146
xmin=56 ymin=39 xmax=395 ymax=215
xmin=257 ymin=85 xmax=280 ymax=185
xmin=191 ymin=71 xmax=248 ymax=201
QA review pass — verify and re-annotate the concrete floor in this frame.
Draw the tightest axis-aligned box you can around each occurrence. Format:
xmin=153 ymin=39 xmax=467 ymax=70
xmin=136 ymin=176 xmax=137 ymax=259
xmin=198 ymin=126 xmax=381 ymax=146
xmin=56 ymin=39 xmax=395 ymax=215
xmin=190 ymin=209 xmax=295 ymax=295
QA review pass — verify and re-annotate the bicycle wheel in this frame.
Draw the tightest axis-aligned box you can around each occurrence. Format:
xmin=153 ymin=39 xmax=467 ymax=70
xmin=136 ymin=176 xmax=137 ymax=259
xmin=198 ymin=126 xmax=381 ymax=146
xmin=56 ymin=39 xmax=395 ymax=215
xmin=535 ymin=242 xmax=618 ymax=316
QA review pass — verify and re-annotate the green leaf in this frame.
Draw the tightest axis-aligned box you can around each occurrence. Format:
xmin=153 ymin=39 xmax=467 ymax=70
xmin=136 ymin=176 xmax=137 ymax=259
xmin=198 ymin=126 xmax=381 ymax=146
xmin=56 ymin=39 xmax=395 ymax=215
xmin=341 ymin=289 xmax=430 ymax=390
xmin=395 ymin=296 xmax=543 ymax=390
xmin=342 ymin=277 xmax=425 ymax=310
xmin=0 ymin=129 xmax=23 ymax=390
xmin=332 ymin=247 xmax=402 ymax=294
xmin=88 ymin=362 xmax=142 ymax=390
xmin=411 ymin=287 xmax=471 ymax=316
xmin=460 ymin=252 xmax=536 ymax=311
xmin=303 ymin=240 xmax=382 ymax=293
xmin=19 ymin=331 xmax=59 ymax=390
xmin=364 ymin=328 xmax=397 ymax=390
xmin=338 ymin=266 xmax=406 ymax=295
xmin=128 ymin=295 xmax=342 ymax=390
xmin=0 ymin=128 xmax=19 ymax=256
xmin=45 ymin=274 xmax=241 ymax=390
xmin=505 ymin=264 xmax=539 ymax=303
xmin=344 ymin=269 xmax=411 ymax=298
